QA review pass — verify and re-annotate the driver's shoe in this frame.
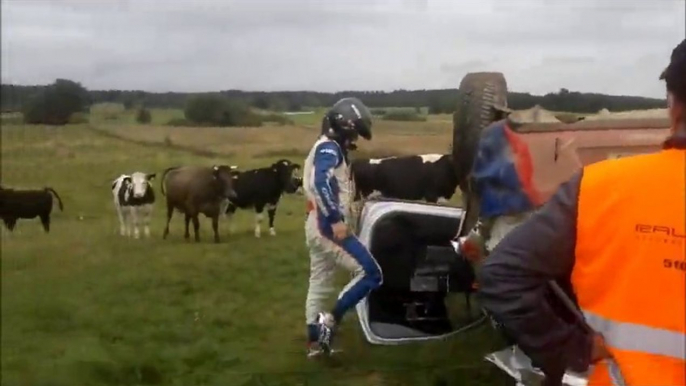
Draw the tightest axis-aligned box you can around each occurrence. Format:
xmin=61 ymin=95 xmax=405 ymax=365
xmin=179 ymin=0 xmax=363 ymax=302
xmin=306 ymin=342 xmax=325 ymax=358
xmin=316 ymin=312 xmax=336 ymax=355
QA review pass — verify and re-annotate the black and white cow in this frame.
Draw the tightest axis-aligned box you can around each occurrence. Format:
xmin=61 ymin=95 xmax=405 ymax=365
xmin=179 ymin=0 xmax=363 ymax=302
xmin=350 ymin=154 xmax=459 ymax=204
xmin=293 ymin=175 xmax=303 ymax=195
xmin=112 ymin=172 xmax=156 ymax=238
xmin=222 ymin=159 xmax=301 ymax=237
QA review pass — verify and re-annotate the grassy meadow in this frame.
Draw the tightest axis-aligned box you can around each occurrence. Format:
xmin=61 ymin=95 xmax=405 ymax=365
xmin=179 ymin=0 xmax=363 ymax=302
xmin=1 ymin=108 xmax=510 ymax=386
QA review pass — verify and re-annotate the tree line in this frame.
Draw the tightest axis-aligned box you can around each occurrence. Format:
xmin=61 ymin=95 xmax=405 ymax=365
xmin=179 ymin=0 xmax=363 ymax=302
xmin=2 ymin=81 xmax=667 ymax=116
xmin=2 ymin=79 xmax=290 ymax=127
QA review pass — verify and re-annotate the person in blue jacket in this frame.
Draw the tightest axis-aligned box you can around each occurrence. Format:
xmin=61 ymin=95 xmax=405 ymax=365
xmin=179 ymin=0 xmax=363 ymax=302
xmin=301 ymin=97 xmax=383 ymax=357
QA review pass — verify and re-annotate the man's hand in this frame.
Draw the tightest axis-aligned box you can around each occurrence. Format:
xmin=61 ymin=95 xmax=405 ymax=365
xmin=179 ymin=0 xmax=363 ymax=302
xmin=460 ymin=233 xmax=486 ymax=264
xmin=332 ymin=221 xmax=348 ymax=241
xmin=590 ymin=333 xmax=612 ymax=363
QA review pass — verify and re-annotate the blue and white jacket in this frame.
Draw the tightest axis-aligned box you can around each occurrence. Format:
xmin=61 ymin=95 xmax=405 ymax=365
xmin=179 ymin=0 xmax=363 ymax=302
xmin=303 ymin=135 xmax=352 ymax=228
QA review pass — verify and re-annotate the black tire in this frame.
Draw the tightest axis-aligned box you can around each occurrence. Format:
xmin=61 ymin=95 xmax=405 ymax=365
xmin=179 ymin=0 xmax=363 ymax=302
xmin=452 ymin=72 xmax=508 ymax=237
xmin=452 ymin=72 xmax=508 ymax=184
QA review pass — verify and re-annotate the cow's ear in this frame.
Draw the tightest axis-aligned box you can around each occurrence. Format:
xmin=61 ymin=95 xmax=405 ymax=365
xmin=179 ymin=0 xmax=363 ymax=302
xmin=147 ymin=173 xmax=156 ymax=181
xmin=123 ymin=176 xmax=132 ymax=185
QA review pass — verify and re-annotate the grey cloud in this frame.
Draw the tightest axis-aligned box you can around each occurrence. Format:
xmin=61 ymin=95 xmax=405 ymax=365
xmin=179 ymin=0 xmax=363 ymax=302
xmin=440 ymin=60 xmax=489 ymax=74
xmin=1 ymin=0 xmax=683 ymax=97
xmin=540 ymin=57 xmax=596 ymax=66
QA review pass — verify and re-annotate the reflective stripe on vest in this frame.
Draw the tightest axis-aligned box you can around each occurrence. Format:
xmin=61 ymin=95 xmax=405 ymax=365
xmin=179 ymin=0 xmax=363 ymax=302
xmin=583 ymin=310 xmax=686 ymax=360
xmin=573 ymin=149 xmax=686 ymax=386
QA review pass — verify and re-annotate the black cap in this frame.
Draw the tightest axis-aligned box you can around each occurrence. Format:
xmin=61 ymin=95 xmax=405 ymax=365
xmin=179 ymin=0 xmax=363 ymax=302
xmin=660 ymin=38 xmax=686 ymax=80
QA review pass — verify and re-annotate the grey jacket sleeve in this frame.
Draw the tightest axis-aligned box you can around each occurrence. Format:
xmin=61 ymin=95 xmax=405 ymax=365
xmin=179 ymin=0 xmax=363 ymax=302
xmin=476 ymin=171 xmax=593 ymax=375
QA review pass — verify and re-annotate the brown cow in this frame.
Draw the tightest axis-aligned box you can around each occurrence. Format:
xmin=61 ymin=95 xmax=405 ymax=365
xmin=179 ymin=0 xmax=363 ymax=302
xmin=160 ymin=165 xmax=237 ymax=243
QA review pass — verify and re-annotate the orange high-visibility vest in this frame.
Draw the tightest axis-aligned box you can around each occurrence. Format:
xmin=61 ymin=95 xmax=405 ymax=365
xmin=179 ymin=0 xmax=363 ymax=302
xmin=573 ymin=148 xmax=686 ymax=385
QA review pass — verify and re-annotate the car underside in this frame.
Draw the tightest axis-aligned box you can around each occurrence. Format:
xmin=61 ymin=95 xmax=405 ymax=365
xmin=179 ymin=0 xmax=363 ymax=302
xmin=354 ymin=199 xmax=484 ymax=344
xmin=351 ymin=72 xmax=671 ymax=385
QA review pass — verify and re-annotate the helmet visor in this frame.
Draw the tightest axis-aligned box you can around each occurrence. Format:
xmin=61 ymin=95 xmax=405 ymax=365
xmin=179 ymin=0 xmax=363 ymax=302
xmin=353 ymin=118 xmax=372 ymax=140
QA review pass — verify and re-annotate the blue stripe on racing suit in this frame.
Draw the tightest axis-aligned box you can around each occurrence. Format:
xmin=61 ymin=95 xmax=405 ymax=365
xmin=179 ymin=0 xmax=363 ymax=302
xmin=316 ymin=214 xmax=383 ymax=323
xmin=313 ymin=141 xmax=343 ymax=224
xmin=330 ymin=235 xmax=382 ymax=323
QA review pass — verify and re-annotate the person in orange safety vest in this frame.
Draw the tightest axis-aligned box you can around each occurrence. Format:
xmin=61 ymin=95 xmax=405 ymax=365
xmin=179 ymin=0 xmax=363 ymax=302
xmin=477 ymin=38 xmax=686 ymax=385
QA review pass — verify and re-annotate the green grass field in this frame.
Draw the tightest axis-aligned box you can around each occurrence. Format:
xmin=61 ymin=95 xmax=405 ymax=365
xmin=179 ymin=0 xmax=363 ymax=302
xmin=1 ymin=118 xmax=511 ymax=386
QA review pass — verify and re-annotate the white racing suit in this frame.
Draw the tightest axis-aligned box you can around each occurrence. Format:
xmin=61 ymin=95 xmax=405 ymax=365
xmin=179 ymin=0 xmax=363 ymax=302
xmin=303 ymin=135 xmax=383 ymax=343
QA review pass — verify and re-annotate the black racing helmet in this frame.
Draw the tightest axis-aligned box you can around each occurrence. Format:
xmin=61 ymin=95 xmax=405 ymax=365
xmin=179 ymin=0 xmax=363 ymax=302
xmin=322 ymin=97 xmax=373 ymax=141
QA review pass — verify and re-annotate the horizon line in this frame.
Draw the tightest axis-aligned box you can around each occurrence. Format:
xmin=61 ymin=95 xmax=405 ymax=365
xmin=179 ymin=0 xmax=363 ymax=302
xmin=0 ymin=82 xmax=667 ymax=100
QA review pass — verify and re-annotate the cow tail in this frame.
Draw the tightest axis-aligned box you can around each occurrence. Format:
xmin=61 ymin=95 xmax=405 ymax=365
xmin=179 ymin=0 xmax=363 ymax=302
xmin=45 ymin=187 xmax=64 ymax=211
xmin=160 ymin=166 xmax=179 ymax=197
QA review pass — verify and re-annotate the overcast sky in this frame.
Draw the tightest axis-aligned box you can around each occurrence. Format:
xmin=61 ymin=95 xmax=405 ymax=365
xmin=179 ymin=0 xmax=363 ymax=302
xmin=1 ymin=0 xmax=684 ymax=98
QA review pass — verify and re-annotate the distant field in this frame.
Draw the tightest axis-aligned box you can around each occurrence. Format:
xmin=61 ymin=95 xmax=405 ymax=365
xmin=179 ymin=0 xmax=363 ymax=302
xmin=1 ymin=119 xmax=509 ymax=386
xmin=85 ymin=104 xmax=455 ymax=127
xmin=88 ymin=105 xmax=185 ymax=126
xmin=89 ymin=107 xmax=456 ymax=165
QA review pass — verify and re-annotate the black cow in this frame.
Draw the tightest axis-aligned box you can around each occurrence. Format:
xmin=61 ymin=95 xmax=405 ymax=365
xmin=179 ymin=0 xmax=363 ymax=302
xmin=0 ymin=185 xmax=64 ymax=232
xmin=223 ymin=159 xmax=301 ymax=237
xmin=350 ymin=154 xmax=459 ymax=204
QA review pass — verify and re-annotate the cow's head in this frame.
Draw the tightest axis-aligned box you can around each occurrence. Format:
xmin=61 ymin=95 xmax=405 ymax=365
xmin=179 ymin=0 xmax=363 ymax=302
xmin=129 ymin=172 xmax=156 ymax=198
xmin=272 ymin=159 xmax=301 ymax=194
xmin=212 ymin=165 xmax=238 ymax=200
